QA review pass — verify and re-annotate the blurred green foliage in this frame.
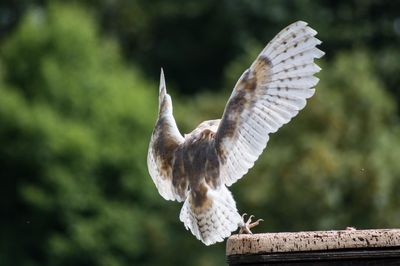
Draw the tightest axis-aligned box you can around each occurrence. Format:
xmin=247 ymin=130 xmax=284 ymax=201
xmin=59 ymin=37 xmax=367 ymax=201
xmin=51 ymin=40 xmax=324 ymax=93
xmin=2 ymin=1 xmax=400 ymax=97
xmin=90 ymin=0 xmax=400 ymax=98
xmin=0 ymin=2 xmax=399 ymax=266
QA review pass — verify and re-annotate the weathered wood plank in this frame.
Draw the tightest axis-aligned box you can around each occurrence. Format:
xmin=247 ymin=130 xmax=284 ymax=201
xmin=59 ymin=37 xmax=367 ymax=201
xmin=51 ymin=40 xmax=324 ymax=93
xmin=227 ymin=229 xmax=400 ymax=255
xmin=226 ymin=229 xmax=400 ymax=265
xmin=227 ymin=248 xmax=400 ymax=265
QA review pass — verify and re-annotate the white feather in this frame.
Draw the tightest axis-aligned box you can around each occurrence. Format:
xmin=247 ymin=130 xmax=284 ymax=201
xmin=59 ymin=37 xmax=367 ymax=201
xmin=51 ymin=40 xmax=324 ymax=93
xmin=270 ymin=37 xmax=321 ymax=63
xmin=272 ymin=48 xmax=324 ymax=66
xmin=272 ymin=63 xmax=321 ymax=79
xmin=267 ymin=76 xmax=319 ymax=88
xmin=273 ymin=61 xmax=321 ymax=74
xmin=147 ymin=147 xmax=176 ymax=201
xmin=217 ymin=21 xmax=323 ymax=187
xmin=231 ymin=135 xmax=255 ymax=165
xmin=262 ymin=21 xmax=308 ymax=57
xmin=267 ymin=87 xmax=316 ymax=99
xmin=242 ymin=110 xmax=271 ymax=134
xmin=239 ymin=127 xmax=263 ymax=149
xmin=179 ymin=186 xmax=242 ymax=245
xmin=250 ymin=109 xmax=276 ymax=133
xmin=257 ymin=102 xmax=293 ymax=121
xmin=262 ymin=94 xmax=307 ymax=110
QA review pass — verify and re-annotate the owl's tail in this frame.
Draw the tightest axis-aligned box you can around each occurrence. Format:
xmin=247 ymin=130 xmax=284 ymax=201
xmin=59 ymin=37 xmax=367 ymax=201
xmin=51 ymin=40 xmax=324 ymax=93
xmin=179 ymin=186 xmax=242 ymax=245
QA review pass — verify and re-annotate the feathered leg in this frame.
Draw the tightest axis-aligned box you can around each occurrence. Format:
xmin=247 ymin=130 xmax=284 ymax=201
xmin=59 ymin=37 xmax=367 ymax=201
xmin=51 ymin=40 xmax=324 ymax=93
xmin=179 ymin=185 xmax=242 ymax=245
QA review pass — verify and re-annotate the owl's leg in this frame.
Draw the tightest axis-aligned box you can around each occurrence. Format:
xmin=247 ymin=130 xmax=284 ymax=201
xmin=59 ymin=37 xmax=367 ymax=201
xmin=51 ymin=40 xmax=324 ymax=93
xmin=239 ymin=213 xmax=263 ymax=234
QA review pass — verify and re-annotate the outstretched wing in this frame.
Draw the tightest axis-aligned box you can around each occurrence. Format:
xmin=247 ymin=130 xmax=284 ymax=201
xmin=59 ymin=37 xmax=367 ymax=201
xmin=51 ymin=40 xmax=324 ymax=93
xmin=215 ymin=21 xmax=324 ymax=186
xmin=147 ymin=69 xmax=186 ymax=201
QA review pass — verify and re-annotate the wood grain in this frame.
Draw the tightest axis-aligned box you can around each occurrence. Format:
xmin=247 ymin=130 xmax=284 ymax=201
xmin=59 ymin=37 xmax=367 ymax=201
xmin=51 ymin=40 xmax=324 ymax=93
xmin=226 ymin=229 xmax=400 ymax=256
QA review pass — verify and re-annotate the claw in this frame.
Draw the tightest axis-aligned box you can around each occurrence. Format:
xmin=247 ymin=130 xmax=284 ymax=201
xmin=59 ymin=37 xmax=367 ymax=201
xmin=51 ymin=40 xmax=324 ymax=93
xmin=248 ymin=215 xmax=254 ymax=223
xmin=249 ymin=219 xmax=264 ymax=229
xmin=239 ymin=213 xmax=264 ymax=234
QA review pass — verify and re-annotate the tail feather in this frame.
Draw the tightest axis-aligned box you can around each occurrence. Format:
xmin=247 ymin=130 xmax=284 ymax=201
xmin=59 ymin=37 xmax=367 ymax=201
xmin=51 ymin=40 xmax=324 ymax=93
xmin=179 ymin=186 xmax=241 ymax=245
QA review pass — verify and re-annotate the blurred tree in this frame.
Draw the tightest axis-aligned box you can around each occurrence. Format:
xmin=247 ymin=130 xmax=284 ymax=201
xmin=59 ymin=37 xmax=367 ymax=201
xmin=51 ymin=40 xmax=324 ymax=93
xmin=1 ymin=1 xmax=400 ymax=101
xmin=88 ymin=0 xmax=400 ymax=99
xmin=0 ymin=3 xmax=198 ymax=266
xmin=1 ymin=2 xmax=400 ymax=266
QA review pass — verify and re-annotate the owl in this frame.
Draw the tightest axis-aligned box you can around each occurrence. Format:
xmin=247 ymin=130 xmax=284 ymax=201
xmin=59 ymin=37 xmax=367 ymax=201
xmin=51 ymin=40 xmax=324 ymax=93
xmin=147 ymin=21 xmax=324 ymax=245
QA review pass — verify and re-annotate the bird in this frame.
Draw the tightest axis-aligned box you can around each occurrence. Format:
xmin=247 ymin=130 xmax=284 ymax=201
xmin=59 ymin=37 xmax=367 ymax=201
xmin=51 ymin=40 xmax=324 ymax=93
xmin=147 ymin=21 xmax=324 ymax=245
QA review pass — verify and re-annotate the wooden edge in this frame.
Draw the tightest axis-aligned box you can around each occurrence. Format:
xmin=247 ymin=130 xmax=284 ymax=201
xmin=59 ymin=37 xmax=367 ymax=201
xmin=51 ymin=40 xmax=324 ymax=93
xmin=226 ymin=248 xmax=400 ymax=265
xmin=226 ymin=229 xmax=400 ymax=256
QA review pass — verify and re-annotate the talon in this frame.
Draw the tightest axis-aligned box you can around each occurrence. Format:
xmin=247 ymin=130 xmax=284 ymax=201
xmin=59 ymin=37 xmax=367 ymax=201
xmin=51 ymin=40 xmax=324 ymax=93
xmin=249 ymin=218 xmax=264 ymax=229
xmin=247 ymin=215 xmax=254 ymax=224
xmin=239 ymin=213 xmax=263 ymax=235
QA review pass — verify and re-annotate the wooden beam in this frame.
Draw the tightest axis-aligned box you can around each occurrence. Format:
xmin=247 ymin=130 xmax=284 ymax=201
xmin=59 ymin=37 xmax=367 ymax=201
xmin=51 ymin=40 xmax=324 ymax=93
xmin=226 ymin=229 xmax=400 ymax=265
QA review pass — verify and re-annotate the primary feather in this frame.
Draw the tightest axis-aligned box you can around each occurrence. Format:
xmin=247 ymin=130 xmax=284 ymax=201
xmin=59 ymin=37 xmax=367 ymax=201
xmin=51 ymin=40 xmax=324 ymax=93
xmin=147 ymin=21 xmax=324 ymax=245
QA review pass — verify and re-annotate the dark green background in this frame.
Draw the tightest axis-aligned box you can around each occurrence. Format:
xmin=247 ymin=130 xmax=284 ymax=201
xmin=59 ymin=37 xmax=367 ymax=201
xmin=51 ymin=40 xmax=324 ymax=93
xmin=1 ymin=1 xmax=400 ymax=265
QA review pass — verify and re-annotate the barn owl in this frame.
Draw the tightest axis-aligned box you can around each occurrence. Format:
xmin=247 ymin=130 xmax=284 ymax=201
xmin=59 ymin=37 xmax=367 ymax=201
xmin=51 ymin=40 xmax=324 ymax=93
xmin=147 ymin=21 xmax=324 ymax=245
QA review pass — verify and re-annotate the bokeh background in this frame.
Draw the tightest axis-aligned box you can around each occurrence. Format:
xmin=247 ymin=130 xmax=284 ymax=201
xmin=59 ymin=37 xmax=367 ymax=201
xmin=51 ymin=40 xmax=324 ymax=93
xmin=1 ymin=1 xmax=400 ymax=265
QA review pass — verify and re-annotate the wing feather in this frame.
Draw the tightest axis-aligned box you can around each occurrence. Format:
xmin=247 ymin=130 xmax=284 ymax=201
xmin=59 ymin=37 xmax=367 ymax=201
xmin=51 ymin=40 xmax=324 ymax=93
xmin=215 ymin=21 xmax=324 ymax=186
xmin=147 ymin=70 xmax=186 ymax=201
